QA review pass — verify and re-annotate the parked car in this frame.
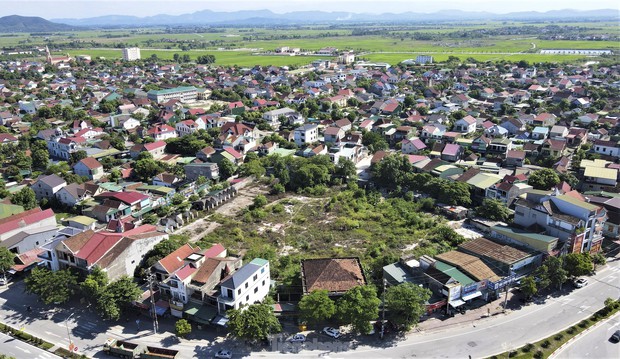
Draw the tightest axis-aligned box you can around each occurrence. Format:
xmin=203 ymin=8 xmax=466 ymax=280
xmin=611 ymin=330 xmax=620 ymax=343
xmin=573 ymin=278 xmax=588 ymax=288
xmin=322 ymin=327 xmax=341 ymax=339
xmin=215 ymin=349 xmax=232 ymax=359
xmin=289 ymin=334 xmax=306 ymax=343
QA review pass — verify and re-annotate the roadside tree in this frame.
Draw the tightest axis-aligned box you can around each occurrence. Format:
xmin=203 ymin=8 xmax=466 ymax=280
xmin=175 ymin=319 xmax=192 ymax=338
xmin=337 ymin=286 xmax=381 ymax=334
xmin=385 ymin=283 xmax=432 ymax=330
xmin=25 ymin=267 xmax=77 ymax=305
xmin=520 ymin=276 xmax=538 ymax=301
xmin=298 ymin=289 xmax=336 ymax=327
xmin=0 ymin=248 xmax=15 ymax=283
xmin=564 ymin=253 xmax=593 ymax=278
xmin=227 ymin=303 xmax=281 ymax=342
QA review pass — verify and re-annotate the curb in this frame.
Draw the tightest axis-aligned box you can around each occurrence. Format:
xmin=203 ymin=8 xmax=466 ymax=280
xmin=548 ymin=312 xmax=620 ymax=359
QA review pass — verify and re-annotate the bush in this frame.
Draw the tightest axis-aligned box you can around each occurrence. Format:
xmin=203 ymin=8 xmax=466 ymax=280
xmin=534 ymin=350 xmax=544 ymax=359
xmin=578 ymin=320 xmax=588 ymax=328
xmin=567 ymin=326 xmax=576 ymax=334
xmin=541 ymin=339 xmax=551 ymax=348
xmin=522 ymin=343 xmax=534 ymax=353
xmin=554 ymin=333 xmax=564 ymax=341
xmin=271 ymin=203 xmax=285 ymax=213
xmin=508 ymin=351 xmax=518 ymax=357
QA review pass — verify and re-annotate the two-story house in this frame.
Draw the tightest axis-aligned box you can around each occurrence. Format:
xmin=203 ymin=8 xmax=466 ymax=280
xmin=73 ymin=157 xmax=104 ymax=182
xmin=453 ymin=115 xmax=477 ymax=134
xmin=294 ymin=124 xmax=319 ymax=146
xmin=31 ymin=174 xmax=66 ymax=201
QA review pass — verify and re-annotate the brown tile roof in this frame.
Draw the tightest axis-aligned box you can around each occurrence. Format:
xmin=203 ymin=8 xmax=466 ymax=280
xmin=301 ymin=257 xmax=366 ymax=294
xmin=156 ymin=243 xmax=201 ymax=274
xmin=62 ymin=229 xmax=95 ymax=254
xmin=459 ymin=237 xmax=530 ymax=265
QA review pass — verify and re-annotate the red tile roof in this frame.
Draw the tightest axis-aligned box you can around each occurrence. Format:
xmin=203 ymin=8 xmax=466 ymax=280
xmin=156 ymin=243 xmax=201 ymax=274
xmin=0 ymin=208 xmax=55 ymax=235
xmin=76 ymin=157 xmax=102 ymax=170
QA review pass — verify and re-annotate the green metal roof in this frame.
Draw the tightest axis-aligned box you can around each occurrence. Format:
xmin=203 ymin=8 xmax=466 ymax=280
xmin=269 ymin=148 xmax=296 ymax=157
xmin=250 ymin=258 xmax=269 ymax=266
xmin=434 ymin=261 xmax=475 ymax=286
xmin=466 ymin=173 xmax=503 ymax=189
xmin=148 ymin=86 xmax=197 ymax=96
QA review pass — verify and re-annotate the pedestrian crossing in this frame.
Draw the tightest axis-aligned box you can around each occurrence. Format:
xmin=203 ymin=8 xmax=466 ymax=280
xmin=56 ymin=320 xmax=99 ymax=337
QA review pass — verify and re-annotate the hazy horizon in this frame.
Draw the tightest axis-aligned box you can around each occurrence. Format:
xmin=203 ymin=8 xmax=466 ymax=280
xmin=0 ymin=0 xmax=618 ymax=19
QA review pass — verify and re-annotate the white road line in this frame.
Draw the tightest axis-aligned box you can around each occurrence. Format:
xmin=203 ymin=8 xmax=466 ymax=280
xmin=44 ymin=330 xmax=62 ymax=338
xmin=15 ymin=347 xmax=31 ymax=354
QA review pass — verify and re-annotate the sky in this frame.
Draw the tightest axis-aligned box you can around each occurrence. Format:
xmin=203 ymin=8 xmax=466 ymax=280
xmin=0 ymin=0 xmax=617 ymax=19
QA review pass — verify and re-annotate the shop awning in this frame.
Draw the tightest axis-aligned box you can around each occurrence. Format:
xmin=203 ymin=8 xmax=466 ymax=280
xmin=449 ymin=299 xmax=466 ymax=307
xmin=461 ymin=291 xmax=482 ymax=301
xmin=185 ymin=303 xmax=217 ymax=324
xmin=212 ymin=315 xmax=229 ymax=327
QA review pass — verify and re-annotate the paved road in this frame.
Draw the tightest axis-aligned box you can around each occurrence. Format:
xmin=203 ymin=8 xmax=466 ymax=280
xmin=554 ymin=313 xmax=620 ymax=359
xmin=0 ymin=332 xmax=61 ymax=359
xmin=1 ymin=259 xmax=619 ymax=359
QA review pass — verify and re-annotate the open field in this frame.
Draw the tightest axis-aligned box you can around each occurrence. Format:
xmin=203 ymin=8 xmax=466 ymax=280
xmin=361 ymin=52 xmax=591 ymax=65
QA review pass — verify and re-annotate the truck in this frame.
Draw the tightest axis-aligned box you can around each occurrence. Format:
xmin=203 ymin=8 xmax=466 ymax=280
xmin=103 ymin=339 xmax=144 ymax=359
xmin=103 ymin=340 xmax=180 ymax=359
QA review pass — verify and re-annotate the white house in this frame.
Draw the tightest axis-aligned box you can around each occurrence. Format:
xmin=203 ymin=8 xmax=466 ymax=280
xmin=217 ymin=258 xmax=270 ymax=314
xmin=73 ymin=157 xmax=104 ymax=181
xmin=593 ymin=140 xmax=620 ymax=158
xmin=453 ymin=115 xmax=477 ymax=134
xmin=294 ymin=124 xmax=319 ymax=146
xmin=176 ymin=120 xmax=201 ymax=137
xmin=31 ymin=174 xmax=66 ymax=201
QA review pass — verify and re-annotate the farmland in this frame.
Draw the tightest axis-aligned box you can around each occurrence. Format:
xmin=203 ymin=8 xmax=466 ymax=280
xmin=3 ymin=20 xmax=619 ymax=66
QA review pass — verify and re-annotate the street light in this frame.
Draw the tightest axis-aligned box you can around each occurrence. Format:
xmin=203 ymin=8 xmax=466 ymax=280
xmin=65 ymin=312 xmax=74 ymax=352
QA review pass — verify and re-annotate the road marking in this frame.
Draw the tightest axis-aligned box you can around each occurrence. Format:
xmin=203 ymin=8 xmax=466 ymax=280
xmin=44 ymin=330 xmax=62 ymax=338
xmin=578 ymin=305 xmax=590 ymax=313
xmin=15 ymin=347 xmax=31 ymax=354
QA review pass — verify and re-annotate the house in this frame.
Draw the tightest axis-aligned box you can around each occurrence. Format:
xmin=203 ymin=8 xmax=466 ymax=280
xmin=147 ymin=124 xmax=177 ymax=141
xmin=593 ymin=140 xmax=620 ymax=158
xmin=130 ymin=141 xmax=166 ymax=159
xmin=441 ymin=143 xmax=462 ymax=162
xmin=582 ymin=165 xmax=618 ymax=191
xmin=31 ymin=174 xmax=66 ymax=201
xmin=217 ymin=258 xmax=270 ymax=314
xmin=532 ymin=113 xmax=557 ymax=127
xmin=1 ymin=226 xmax=59 ymax=255
xmin=294 ymin=124 xmax=319 ymax=146
xmin=323 ymin=126 xmax=345 ymax=144
xmin=176 ymin=120 xmax=202 ymax=137
xmin=485 ymin=180 xmax=532 ymax=205
xmin=549 ymin=125 xmax=569 ymax=140
xmin=184 ymin=163 xmax=219 ymax=181
xmin=52 ymin=225 xmax=168 ymax=280
xmin=500 ymin=118 xmax=526 ymax=135
xmin=485 ymin=125 xmax=509 ymax=138
xmin=262 ymin=107 xmax=303 ymax=128
xmin=401 ymin=138 xmax=427 ymax=154
xmin=541 ymin=139 xmax=566 ymax=158
xmin=453 ymin=116 xmax=477 ymax=134
xmin=0 ymin=208 xmax=57 ymax=242
xmin=420 ymin=124 xmax=446 ymax=142
xmin=196 ymin=146 xmax=216 ymax=162
xmin=56 ymin=183 xmax=91 ymax=207
xmin=514 ymin=192 xmax=607 ymax=254
xmin=458 ymin=237 xmax=540 ymax=277
xmin=153 ymin=172 xmax=182 ymax=188
xmin=73 ymin=157 xmax=104 ymax=181
xmin=531 ymin=127 xmax=549 ymax=140
xmin=505 ymin=150 xmax=526 ymax=167
xmin=300 ymin=257 xmax=367 ymax=296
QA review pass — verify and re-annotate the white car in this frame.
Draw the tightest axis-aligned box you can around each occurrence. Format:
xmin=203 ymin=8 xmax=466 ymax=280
xmin=323 ymin=327 xmax=341 ymax=339
xmin=214 ymin=349 xmax=232 ymax=359
xmin=574 ymin=278 xmax=588 ymax=288
xmin=289 ymin=333 xmax=306 ymax=343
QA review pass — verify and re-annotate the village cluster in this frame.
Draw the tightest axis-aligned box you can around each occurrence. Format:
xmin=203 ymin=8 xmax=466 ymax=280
xmin=0 ymin=44 xmax=619 ymax=346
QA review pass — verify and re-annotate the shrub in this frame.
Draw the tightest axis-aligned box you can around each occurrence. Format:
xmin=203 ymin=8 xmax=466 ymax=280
xmin=522 ymin=343 xmax=534 ymax=353
xmin=578 ymin=320 xmax=588 ymax=328
xmin=534 ymin=350 xmax=544 ymax=359
xmin=567 ymin=326 xmax=576 ymax=334
xmin=271 ymin=203 xmax=285 ymax=213
xmin=541 ymin=339 xmax=551 ymax=348
xmin=508 ymin=351 xmax=518 ymax=357
xmin=554 ymin=333 xmax=564 ymax=341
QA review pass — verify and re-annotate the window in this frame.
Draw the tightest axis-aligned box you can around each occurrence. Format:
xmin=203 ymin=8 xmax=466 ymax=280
xmin=261 ymin=268 xmax=265 ymax=274
xmin=245 ymin=283 xmax=248 ymax=289
xmin=237 ymin=288 xmax=241 ymax=295
xmin=253 ymin=274 xmax=258 ymax=281
xmin=262 ymin=280 xmax=265 ymax=286
xmin=246 ymin=295 xmax=249 ymax=301
xmin=254 ymin=287 xmax=258 ymax=294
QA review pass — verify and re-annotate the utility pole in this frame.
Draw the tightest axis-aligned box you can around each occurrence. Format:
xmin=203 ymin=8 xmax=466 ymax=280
xmin=381 ymin=279 xmax=387 ymax=339
xmin=147 ymin=272 xmax=159 ymax=334
xmin=64 ymin=313 xmax=74 ymax=351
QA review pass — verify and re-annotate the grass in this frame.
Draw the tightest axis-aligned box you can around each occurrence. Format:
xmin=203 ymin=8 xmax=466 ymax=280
xmin=361 ymin=52 xmax=589 ymax=65
xmin=489 ymin=300 xmax=620 ymax=359
xmin=54 ymin=212 xmax=72 ymax=222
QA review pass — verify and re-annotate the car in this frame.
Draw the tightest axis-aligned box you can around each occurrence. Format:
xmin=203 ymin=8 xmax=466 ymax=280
xmin=214 ymin=349 xmax=232 ymax=359
xmin=573 ymin=278 xmax=588 ymax=288
xmin=611 ymin=330 xmax=620 ymax=343
xmin=289 ymin=333 xmax=306 ymax=343
xmin=322 ymin=327 xmax=341 ymax=339
xmin=0 ymin=276 xmax=11 ymax=286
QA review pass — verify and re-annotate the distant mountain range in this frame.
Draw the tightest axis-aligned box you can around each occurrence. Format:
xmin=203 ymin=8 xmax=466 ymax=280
xmin=51 ymin=8 xmax=619 ymax=27
xmin=0 ymin=15 xmax=78 ymax=32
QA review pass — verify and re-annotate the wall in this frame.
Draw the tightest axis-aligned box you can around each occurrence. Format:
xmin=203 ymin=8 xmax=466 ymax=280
xmin=105 ymin=233 xmax=168 ymax=281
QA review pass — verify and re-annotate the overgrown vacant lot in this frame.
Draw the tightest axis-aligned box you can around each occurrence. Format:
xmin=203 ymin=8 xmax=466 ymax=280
xmin=194 ymin=185 xmax=463 ymax=286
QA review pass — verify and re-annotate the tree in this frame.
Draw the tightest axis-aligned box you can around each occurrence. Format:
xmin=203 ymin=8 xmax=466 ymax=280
xmin=218 ymin=158 xmax=236 ymax=179
xmin=592 ymin=253 xmax=606 ymax=269
xmin=298 ymin=290 xmax=336 ymax=327
xmin=362 ymin=131 xmax=388 ymax=153
xmin=32 ymin=148 xmax=50 ymax=169
xmin=520 ymin=276 xmax=538 ymax=301
xmin=133 ymin=158 xmax=163 ymax=182
xmin=0 ymin=247 xmax=15 ymax=282
xmin=70 ymin=150 xmax=88 ymax=165
xmin=175 ymin=319 xmax=192 ymax=338
xmin=528 ymin=168 xmax=560 ymax=190
xmin=238 ymin=160 xmax=266 ymax=178
xmin=545 ymin=256 xmax=568 ymax=289
xmin=385 ymin=283 xmax=431 ymax=330
xmin=227 ymin=303 xmax=281 ymax=342
xmin=80 ymin=267 xmax=108 ymax=304
xmin=11 ymin=187 xmax=37 ymax=210
xmin=337 ymin=286 xmax=381 ymax=334
xmin=253 ymin=194 xmax=268 ymax=208
xmin=476 ymin=199 xmax=511 ymax=222
xmin=25 ymin=267 xmax=77 ymax=305
xmin=96 ymin=276 xmax=142 ymax=320
xmin=335 ymin=158 xmax=357 ymax=183
xmin=564 ymin=253 xmax=593 ymax=278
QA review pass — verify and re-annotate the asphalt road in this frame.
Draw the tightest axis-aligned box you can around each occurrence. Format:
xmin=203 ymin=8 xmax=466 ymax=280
xmin=1 ymin=259 xmax=619 ymax=359
xmin=554 ymin=312 xmax=620 ymax=359
xmin=0 ymin=332 xmax=61 ymax=359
